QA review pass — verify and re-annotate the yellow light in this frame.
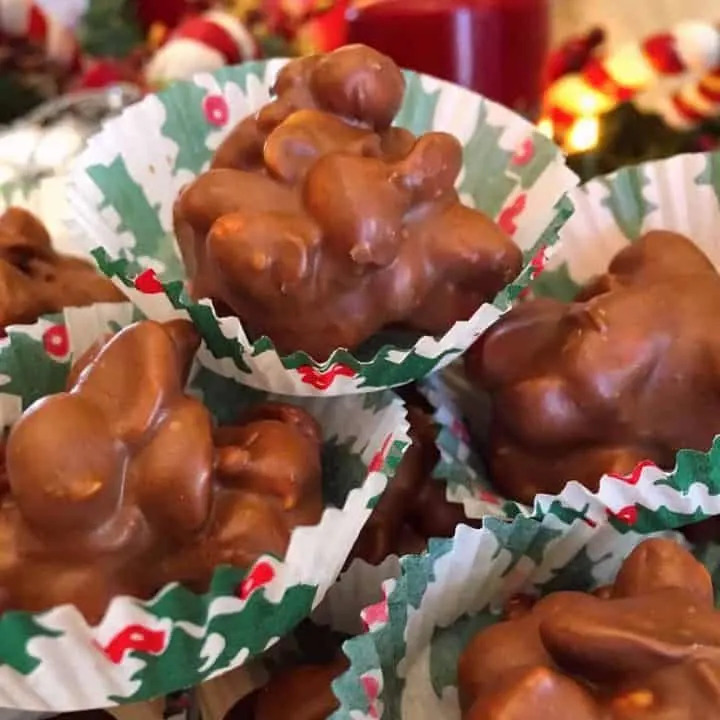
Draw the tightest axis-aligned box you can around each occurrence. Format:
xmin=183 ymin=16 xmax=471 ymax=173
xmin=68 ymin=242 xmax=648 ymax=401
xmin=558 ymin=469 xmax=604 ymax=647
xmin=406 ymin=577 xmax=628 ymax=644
xmin=565 ymin=116 xmax=600 ymax=153
xmin=537 ymin=118 xmax=554 ymax=139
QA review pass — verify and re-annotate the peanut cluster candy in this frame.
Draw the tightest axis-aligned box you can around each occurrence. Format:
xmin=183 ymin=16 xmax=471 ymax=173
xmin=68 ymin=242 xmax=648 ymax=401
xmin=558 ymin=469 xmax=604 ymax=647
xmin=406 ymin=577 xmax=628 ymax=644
xmin=458 ymin=538 xmax=720 ymax=719
xmin=350 ymin=402 xmax=480 ymax=564
xmin=175 ymin=44 xmax=521 ymax=360
xmin=0 ymin=207 xmax=123 ymax=326
xmin=467 ymin=231 xmax=720 ymax=504
xmin=0 ymin=320 xmax=323 ymax=622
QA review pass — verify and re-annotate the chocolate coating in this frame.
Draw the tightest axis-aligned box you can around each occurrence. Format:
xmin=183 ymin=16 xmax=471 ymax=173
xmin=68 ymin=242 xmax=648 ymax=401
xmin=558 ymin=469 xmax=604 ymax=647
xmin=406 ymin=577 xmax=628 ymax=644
xmin=458 ymin=538 xmax=720 ymax=719
xmin=0 ymin=207 xmax=124 ymax=326
xmin=350 ymin=403 xmax=479 ymax=564
xmin=0 ymin=320 xmax=323 ymax=621
xmin=467 ymin=231 xmax=720 ymax=503
xmin=226 ymin=655 xmax=349 ymax=720
xmin=175 ymin=44 xmax=521 ymax=360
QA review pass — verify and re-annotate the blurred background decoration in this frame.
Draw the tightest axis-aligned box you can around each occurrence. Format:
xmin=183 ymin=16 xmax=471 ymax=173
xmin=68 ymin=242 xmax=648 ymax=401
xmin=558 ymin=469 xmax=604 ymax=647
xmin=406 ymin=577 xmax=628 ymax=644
xmin=1 ymin=0 xmax=719 ymax=184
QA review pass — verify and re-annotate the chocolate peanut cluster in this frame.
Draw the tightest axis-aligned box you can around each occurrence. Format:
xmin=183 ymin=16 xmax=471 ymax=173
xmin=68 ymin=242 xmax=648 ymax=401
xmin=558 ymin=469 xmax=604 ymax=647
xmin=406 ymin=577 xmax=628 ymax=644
xmin=0 ymin=320 xmax=323 ymax=622
xmin=0 ymin=207 xmax=123 ymax=326
xmin=467 ymin=231 xmax=720 ymax=504
xmin=459 ymin=538 xmax=720 ymax=719
xmin=350 ymin=400 xmax=480 ymax=564
xmin=175 ymin=44 xmax=520 ymax=360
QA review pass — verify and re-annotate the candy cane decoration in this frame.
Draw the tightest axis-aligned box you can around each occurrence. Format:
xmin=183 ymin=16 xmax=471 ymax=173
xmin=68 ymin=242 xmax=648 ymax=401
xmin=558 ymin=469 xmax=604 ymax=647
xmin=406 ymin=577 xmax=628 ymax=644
xmin=0 ymin=0 xmax=80 ymax=70
xmin=543 ymin=21 xmax=720 ymax=134
xmin=145 ymin=10 xmax=259 ymax=87
xmin=662 ymin=66 xmax=720 ymax=129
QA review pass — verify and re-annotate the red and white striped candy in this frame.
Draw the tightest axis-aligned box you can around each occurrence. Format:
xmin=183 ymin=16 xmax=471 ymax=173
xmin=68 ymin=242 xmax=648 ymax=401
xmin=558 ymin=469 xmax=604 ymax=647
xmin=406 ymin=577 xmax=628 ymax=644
xmin=544 ymin=21 xmax=720 ymax=132
xmin=145 ymin=10 xmax=259 ymax=87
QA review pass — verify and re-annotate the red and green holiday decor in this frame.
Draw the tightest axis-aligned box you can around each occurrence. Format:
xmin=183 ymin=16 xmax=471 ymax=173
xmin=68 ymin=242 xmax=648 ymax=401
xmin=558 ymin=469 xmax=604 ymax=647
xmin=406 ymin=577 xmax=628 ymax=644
xmin=330 ymin=512 xmax=720 ymax=719
xmin=542 ymin=20 xmax=720 ymax=143
xmin=0 ymin=302 xmax=410 ymax=710
xmin=144 ymin=9 xmax=259 ymax=88
xmin=66 ymin=59 xmax=576 ymax=396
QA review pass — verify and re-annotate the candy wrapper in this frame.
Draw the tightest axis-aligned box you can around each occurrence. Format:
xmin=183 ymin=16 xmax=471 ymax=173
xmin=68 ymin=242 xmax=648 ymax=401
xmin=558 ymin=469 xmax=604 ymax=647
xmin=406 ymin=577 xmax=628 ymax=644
xmin=66 ymin=58 xmax=576 ymax=396
xmin=428 ymin=151 xmax=720 ymax=535
xmin=0 ymin=303 xmax=410 ymax=711
xmin=330 ymin=513 xmax=720 ymax=719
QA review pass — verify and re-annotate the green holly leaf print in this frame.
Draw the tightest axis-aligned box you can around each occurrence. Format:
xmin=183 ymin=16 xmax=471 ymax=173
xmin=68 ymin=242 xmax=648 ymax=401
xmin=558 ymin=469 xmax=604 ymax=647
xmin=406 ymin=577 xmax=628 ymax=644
xmin=658 ymin=441 xmax=720 ymax=495
xmin=457 ymin=101 xmax=515 ymax=220
xmin=0 ymin=331 xmax=69 ymax=410
xmin=158 ymin=81 xmax=213 ymax=177
xmin=189 ymin=364 xmax=267 ymax=426
xmin=607 ymin=503 xmax=710 ymax=535
xmin=85 ymin=157 xmax=171 ymax=276
xmin=536 ymin=500 xmax=593 ymax=526
xmin=393 ymin=71 xmax=441 ymax=135
xmin=512 ymin=131 xmax=561 ymax=191
xmin=429 ymin=613 xmax=496 ymax=698
xmin=164 ymin=283 xmax=253 ymax=374
xmin=695 ymin=151 xmax=720 ymax=206
xmin=115 ymin=577 xmax=316 ymax=703
xmin=0 ymin=614 xmax=61 ymax=674
xmin=485 ymin=515 xmax=562 ymax=569
xmin=539 ymin=544 xmax=612 ymax=595
xmin=598 ymin=165 xmax=656 ymax=241
xmin=321 ymin=435 xmax=369 ymax=509
xmin=530 ymin=261 xmax=583 ymax=301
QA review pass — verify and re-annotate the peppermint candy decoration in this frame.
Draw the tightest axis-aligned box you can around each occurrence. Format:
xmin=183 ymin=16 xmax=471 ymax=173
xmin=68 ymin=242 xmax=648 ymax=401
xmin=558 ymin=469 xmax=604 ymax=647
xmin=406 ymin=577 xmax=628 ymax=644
xmin=0 ymin=0 xmax=81 ymax=69
xmin=145 ymin=10 xmax=259 ymax=87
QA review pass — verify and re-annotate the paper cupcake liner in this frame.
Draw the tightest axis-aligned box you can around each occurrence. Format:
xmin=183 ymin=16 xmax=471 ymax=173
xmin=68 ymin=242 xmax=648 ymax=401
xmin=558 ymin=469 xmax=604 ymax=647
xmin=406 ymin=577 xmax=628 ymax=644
xmin=330 ymin=512 xmax=720 ymax=720
xmin=66 ymin=59 xmax=577 ymax=396
xmin=0 ymin=304 xmax=410 ymax=711
xmin=419 ymin=153 xmax=720 ymax=537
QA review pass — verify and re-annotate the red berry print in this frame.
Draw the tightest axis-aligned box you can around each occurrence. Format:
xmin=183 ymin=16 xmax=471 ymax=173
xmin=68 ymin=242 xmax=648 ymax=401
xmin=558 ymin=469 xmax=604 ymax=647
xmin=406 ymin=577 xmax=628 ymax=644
xmin=203 ymin=94 xmax=230 ymax=127
xmin=296 ymin=363 xmax=356 ymax=390
xmin=101 ymin=624 xmax=167 ymax=663
xmin=134 ymin=268 xmax=164 ymax=294
xmin=362 ymin=598 xmax=389 ymax=631
xmin=607 ymin=459 xmax=657 ymax=486
xmin=498 ymin=194 xmax=528 ymax=236
xmin=511 ymin=138 xmax=535 ymax=166
xmin=368 ymin=434 xmax=392 ymax=473
xmin=238 ymin=559 xmax=276 ymax=600
xmin=42 ymin=325 xmax=69 ymax=358
xmin=608 ymin=505 xmax=639 ymax=526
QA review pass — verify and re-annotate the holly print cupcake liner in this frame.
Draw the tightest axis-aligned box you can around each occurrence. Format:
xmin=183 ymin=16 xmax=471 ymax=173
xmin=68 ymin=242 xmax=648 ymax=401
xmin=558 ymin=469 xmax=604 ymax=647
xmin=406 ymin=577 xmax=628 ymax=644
xmin=66 ymin=59 xmax=577 ymax=396
xmin=425 ymin=152 xmax=720 ymax=535
xmin=330 ymin=513 xmax=720 ymax=720
xmin=0 ymin=303 xmax=410 ymax=710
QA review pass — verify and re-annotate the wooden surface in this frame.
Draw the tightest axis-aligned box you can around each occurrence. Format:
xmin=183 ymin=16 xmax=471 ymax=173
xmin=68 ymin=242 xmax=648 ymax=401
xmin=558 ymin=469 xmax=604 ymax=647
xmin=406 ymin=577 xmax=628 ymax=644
xmin=552 ymin=0 xmax=717 ymax=46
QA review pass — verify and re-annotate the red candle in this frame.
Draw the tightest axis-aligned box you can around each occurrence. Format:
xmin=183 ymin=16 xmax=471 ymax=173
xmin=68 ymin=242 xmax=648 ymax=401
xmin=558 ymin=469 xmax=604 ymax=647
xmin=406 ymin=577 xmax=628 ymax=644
xmin=347 ymin=0 xmax=550 ymax=119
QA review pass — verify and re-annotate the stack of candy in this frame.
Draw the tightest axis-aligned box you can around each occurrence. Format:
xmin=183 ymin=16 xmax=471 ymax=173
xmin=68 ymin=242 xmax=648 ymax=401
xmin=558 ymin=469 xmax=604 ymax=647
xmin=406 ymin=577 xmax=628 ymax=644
xmin=2 ymin=38 xmax=720 ymax=720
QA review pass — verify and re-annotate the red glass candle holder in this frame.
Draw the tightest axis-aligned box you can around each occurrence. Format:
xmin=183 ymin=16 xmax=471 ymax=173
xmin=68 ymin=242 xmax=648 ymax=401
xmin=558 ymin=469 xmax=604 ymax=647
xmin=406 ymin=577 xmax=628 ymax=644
xmin=347 ymin=0 xmax=550 ymax=119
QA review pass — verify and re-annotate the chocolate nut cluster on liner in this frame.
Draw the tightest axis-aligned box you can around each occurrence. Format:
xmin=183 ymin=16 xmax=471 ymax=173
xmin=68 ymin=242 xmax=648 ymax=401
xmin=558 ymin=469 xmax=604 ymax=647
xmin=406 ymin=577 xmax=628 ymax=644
xmin=350 ymin=394 xmax=481 ymax=565
xmin=0 ymin=207 xmax=124 ymax=326
xmin=458 ymin=538 xmax=720 ymax=719
xmin=0 ymin=319 xmax=323 ymax=623
xmin=174 ymin=43 xmax=522 ymax=361
xmin=465 ymin=231 xmax=720 ymax=505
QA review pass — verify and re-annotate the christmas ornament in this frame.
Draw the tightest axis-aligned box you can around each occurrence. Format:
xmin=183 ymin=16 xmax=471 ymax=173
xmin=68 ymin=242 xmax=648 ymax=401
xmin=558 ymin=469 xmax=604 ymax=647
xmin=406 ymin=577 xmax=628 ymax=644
xmin=663 ymin=66 xmax=720 ymax=129
xmin=543 ymin=21 xmax=720 ymax=137
xmin=0 ymin=84 xmax=142 ymax=186
xmin=144 ymin=9 xmax=258 ymax=87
